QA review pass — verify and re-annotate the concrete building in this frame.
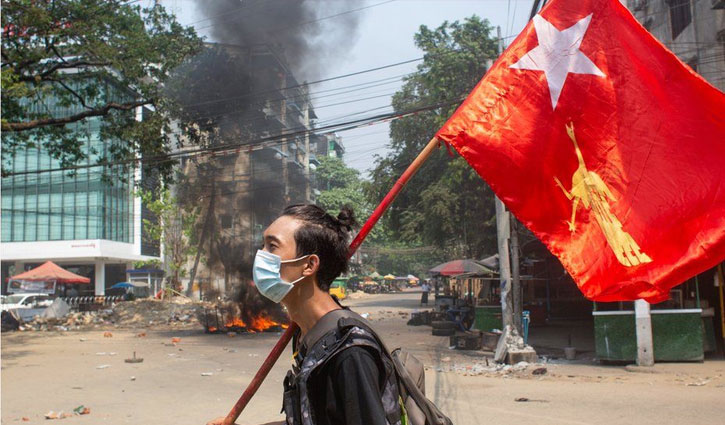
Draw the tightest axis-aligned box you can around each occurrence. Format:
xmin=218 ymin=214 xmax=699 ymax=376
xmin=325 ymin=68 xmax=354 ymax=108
xmin=313 ymin=133 xmax=346 ymax=159
xmin=627 ymin=0 xmax=725 ymax=91
xmin=1 ymin=108 xmax=161 ymax=296
xmin=175 ymin=43 xmax=334 ymax=296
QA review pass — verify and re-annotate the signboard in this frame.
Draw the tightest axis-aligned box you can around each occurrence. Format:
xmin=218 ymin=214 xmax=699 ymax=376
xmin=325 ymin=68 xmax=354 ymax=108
xmin=7 ymin=279 xmax=57 ymax=294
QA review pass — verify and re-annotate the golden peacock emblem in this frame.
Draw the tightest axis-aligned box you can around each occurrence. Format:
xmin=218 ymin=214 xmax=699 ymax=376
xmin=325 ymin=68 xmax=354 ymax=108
xmin=554 ymin=123 xmax=652 ymax=267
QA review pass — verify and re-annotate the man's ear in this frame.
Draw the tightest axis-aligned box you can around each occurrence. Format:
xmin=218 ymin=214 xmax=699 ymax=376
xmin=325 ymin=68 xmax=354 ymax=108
xmin=302 ymin=254 xmax=320 ymax=276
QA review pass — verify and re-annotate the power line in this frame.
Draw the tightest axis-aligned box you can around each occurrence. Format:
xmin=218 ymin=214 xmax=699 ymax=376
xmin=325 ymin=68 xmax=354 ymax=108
xmin=4 ymin=96 xmax=464 ymax=178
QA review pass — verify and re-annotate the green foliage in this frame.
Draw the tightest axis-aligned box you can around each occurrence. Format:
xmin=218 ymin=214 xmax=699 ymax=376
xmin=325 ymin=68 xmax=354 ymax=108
xmin=315 ymin=155 xmax=361 ymax=190
xmin=133 ymin=259 xmax=162 ymax=270
xmin=139 ymin=187 xmax=198 ymax=288
xmin=314 ymin=156 xmax=390 ymax=245
xmin=1 ymin=0 xmax=202 ymax=180
xmin=368 ymin=16 xmax=500 ymax=260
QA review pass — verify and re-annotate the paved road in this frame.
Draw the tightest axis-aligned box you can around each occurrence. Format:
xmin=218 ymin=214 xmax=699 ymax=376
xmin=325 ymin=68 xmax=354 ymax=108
xmin=2 ymin=291 xmax=723 ymax=424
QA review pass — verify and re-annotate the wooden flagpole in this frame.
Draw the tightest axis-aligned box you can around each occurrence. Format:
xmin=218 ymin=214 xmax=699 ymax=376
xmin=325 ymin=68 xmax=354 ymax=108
xmin=222 ymin=136 xmax=441 ymax=425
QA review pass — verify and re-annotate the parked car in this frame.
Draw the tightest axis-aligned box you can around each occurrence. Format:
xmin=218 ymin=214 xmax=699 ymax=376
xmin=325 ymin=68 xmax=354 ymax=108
xmin=1 ymin=293 xmax=53 ymax=312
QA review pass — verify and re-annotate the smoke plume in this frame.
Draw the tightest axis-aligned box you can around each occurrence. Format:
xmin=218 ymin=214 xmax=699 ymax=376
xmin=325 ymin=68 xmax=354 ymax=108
xmin=193 ymin=0 xmax=365 ymax=79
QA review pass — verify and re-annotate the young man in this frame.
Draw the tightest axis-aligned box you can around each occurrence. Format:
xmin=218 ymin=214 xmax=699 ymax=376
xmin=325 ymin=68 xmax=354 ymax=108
xmin=208 ymin=205 xmax=400 ymax=425
xmin=420 ymin=281 xmax=430 ymax=306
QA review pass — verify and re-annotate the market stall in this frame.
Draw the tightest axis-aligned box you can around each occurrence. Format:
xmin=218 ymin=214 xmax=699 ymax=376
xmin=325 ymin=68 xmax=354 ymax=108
xmin=6 ymin=261 xmax=91 ymax=295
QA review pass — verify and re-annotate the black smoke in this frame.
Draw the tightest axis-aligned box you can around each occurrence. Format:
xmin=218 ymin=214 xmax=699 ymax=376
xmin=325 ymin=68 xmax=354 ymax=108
xmin=193 ymin=0 xmax=365 ymax=79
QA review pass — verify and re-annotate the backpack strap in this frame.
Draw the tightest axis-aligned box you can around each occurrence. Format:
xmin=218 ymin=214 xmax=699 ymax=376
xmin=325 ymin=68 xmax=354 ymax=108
xmin=299 ymin=308 xmax=362 ymax=354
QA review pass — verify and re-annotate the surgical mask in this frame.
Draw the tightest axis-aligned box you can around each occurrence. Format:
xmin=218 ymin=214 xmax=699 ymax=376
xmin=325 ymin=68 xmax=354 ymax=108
xmin=252 ymin=249 xmax=310 ymax=303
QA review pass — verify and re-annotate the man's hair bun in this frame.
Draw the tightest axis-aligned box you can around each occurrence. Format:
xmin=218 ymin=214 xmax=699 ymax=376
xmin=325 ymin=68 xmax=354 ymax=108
xmin=336 ymin=206 xmax=358 ymax=232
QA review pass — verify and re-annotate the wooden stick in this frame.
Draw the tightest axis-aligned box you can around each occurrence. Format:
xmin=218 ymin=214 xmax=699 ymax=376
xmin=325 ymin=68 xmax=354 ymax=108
xmin=223 ymin=136 xmax=441 ymax=425
xmin=222 ymin=323 xmax=298 ymax=425
xmin=348 ymin=136 xmax=441 ymax=254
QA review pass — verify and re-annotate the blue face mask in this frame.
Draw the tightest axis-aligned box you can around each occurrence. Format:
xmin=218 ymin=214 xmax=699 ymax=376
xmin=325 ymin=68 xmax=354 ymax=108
xmin=252 ymin=250 xmax=310 ymax=303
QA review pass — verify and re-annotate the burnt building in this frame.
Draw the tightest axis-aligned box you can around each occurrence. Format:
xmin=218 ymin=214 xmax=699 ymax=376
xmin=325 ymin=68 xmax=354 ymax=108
xmin=172 ymin=43 xmax=331 ymax=296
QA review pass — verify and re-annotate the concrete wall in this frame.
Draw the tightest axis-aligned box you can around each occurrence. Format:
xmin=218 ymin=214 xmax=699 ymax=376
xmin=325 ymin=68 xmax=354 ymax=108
xmin=628 ymin=0 xmax=725 ymax=91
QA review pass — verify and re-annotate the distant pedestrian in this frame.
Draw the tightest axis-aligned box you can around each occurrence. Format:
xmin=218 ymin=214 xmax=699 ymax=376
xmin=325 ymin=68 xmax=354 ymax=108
xmin=421 ymin=281 xmax=430 ymax=306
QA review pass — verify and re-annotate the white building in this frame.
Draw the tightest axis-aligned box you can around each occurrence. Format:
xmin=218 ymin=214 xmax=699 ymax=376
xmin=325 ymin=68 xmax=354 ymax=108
xmin=1 ymin=109 xmax=161 ymax=295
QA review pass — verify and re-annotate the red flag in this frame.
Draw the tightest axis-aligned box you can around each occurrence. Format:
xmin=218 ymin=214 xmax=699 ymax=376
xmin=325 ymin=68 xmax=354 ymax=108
xmin=436 ymin=0 xmax=725 ymax=302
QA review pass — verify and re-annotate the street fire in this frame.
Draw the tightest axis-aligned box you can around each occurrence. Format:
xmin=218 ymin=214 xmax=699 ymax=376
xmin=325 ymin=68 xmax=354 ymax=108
xmin=199 ymin=281 xmax=289 ymax=334
xmin=202 ymin=308 xmax=288 ymax=334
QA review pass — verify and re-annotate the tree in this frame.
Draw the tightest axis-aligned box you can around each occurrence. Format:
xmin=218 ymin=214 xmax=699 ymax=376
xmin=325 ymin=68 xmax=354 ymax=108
xmin=315 ymin=155 xmax=393 ymax=245
xmin=1 ymin=0 xmax=202 ymax=178
xmin=139 ymin=187 xmax=198 ymax=292
xmin=315 ymin=156 xmax=366 ymax=213
xmin=368 ymin=17 xmax=500 ymax=260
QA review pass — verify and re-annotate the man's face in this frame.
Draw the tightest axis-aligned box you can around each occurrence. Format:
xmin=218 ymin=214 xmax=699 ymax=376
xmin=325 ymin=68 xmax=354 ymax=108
xmin=262 ymin=215 xmax=306 ymax=284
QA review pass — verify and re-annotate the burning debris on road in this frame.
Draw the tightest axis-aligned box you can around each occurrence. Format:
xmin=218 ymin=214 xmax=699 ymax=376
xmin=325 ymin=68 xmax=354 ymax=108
xmin=12 ymin=283 xmax=289 ymax=335
xmin=198 ymin=282 xmax=289 ymax=334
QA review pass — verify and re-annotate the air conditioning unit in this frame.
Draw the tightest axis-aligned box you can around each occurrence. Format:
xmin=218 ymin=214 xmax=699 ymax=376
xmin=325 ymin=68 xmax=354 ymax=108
xmin=713 ymin=0 xmax=725 ymax=9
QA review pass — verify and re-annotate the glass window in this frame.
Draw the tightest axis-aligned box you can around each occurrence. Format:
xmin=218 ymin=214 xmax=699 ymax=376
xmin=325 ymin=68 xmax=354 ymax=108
xmin=1 ymin=209 xmax=12 ymax=242
xmin=75 ymin=190 xmax=87 ymax=240
xmin=669 ymin=0 xmax=691 ymax=40
xmin=63 ymin=190 xmax=75 ymax=239
xmin=50 ymin=191 xmax=63 ymax=240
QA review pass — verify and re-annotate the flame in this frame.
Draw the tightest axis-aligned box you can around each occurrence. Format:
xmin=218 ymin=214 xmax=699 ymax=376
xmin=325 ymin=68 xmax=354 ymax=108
xmin=219 ymin=314 xmax=285 ymax=332
xmin=226 ymin=317 xmax=247 ymax=328
xmin=251 ymin=316 xmax=278 ymax=331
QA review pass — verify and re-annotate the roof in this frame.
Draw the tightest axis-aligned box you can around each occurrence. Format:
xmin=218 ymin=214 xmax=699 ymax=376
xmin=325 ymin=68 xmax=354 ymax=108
xmin=429 ymin=259 xmax=495 ymax=276
xmin=10 ymin=261 xmax=91 ymax=284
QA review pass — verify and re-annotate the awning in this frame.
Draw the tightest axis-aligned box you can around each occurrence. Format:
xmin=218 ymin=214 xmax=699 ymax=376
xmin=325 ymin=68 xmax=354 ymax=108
xmin=429 ymin=259 xmax=495 ymax=276
xmin=9 ymin=261 xmax=90 ymax=284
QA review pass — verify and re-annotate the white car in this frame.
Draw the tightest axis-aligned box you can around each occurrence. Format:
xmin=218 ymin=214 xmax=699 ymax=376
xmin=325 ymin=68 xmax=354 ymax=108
xmin=1 ymin=293 xmax=53 ymax=312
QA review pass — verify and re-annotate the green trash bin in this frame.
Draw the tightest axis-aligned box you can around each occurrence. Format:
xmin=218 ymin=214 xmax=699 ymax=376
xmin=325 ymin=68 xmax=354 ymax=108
xmin=475 ymin=306 xmax=502 ymax=332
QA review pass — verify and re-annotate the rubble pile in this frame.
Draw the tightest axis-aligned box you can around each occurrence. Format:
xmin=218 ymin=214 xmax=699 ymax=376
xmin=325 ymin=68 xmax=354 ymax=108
xmin=430 ymin=358 xmax=550 ymax=378
xmin=110 ymin=298 xmax=208 ymax=327
xmin=16 ymin=298 xmax=211 ymax=332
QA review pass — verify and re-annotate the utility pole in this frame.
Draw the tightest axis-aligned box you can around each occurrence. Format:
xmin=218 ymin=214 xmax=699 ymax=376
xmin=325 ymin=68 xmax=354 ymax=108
xmin=510 ymin=215 xmax=523 ymax=335
xmin=635 ymin=299 xmax=654 ymax=366
xmin=280 ymin=99 xmax=289 ymax=202
xmin=495 ymin=196 xmax=514 ymax=331
xmin=303 ymin=101 xmax=311 ymax=202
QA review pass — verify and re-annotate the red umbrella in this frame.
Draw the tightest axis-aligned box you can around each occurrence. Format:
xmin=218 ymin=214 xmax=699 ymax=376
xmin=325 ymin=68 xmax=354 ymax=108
xmin=429 ymin=259 xmax=492 ymax=276
xmin=10 ymin=261 xmax=91 ymax=284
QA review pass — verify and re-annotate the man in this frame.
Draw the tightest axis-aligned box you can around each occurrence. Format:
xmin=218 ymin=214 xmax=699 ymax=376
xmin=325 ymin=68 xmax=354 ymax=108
xmin=208 ymin=205 xmax=400 ymax=425
xmin=420 ymin=281 xmax=430 ymax=306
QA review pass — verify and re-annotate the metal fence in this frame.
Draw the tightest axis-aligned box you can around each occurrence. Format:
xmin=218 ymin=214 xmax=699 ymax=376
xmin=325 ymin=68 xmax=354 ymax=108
xmin=60 ymin=296 xmax=125 ymax=311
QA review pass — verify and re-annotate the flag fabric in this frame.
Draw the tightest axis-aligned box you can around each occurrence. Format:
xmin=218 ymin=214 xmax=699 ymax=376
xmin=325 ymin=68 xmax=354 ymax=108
xmin=436 ymin=0 xmax=725 ymax=302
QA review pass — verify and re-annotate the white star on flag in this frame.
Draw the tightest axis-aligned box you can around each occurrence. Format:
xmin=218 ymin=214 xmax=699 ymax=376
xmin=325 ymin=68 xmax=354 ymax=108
xmin=510 ymin=13 xmax=605 ymax=109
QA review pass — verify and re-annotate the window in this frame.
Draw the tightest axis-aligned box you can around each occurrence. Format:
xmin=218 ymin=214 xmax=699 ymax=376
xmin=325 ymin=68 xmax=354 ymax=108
xmin=686 ymin=57 xmax=698 ymax=72
xmin=220 ymin=214 xmax=233 ymax=229
xmin=669 ymin=0 xmax=691 ymax=40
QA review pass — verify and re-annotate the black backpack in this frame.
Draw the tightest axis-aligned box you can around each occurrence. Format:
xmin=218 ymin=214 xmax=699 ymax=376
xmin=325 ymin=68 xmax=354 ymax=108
xmin=300 ymin=308 xmax=453 ymax=425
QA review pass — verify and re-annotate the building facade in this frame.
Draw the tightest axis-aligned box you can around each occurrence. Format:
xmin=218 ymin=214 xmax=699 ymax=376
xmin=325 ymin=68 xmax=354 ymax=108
xmin=1 ymin=107 xmax=161 ymax=296
xmin=175 ymin=43 xmax=338 ymax=296
xmin=627 ymin=0 xmax=725 ymax=91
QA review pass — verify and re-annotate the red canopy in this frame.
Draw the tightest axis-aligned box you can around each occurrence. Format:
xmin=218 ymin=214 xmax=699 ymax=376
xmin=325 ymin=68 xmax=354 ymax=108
xmin=429 ymin=259 xmax=493 ymax=277
xmin=10 ymin=261 xmax=91 ymax=284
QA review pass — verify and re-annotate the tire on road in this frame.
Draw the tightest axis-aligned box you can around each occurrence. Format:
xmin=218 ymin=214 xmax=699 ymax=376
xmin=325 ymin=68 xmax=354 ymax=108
xmin=431 ymin=320 xmax=456 ymax=330
xmin=432 ymin=328 xmax=455 ymax=336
